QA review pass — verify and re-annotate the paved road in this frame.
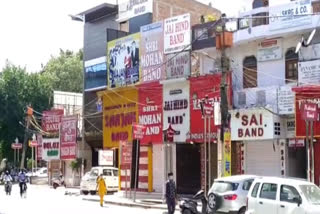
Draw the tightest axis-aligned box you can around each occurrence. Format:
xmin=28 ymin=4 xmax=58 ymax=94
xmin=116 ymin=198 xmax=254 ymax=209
xmin=0 ymin=184 xmax=167 ymax=214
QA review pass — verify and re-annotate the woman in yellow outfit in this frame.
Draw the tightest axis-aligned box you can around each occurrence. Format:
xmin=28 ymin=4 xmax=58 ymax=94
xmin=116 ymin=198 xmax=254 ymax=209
xmin=96 ymin=174 xmax=107 ymax=207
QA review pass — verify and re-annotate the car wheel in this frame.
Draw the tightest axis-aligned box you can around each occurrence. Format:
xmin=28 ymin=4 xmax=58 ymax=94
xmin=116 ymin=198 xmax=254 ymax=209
xmin=208 ymin=193 xmax=217 ymax=210
xmin=53 ymin=183 xmax=58 ymax=189
xmin=239 ymin=207 xmax=246 ymax=214
xmin=82 ymin=190 xmax=89 ymax=195
xmin=90 ymin=191 xmax=96 ymax=195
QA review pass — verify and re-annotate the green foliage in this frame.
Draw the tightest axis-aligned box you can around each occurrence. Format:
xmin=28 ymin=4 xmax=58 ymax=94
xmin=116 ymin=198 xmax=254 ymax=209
xmin=70 ymin=158 xmax=82 ymax=173
xmin=27 ymin=159 xmax=35 ymax=170
xmin=42 ymin=49 xmax=83 ymax=93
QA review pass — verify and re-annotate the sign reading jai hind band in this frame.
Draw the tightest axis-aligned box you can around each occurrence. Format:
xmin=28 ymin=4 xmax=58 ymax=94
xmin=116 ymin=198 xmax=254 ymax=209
xmin=103 ymin=87 xmax=138 ymax=148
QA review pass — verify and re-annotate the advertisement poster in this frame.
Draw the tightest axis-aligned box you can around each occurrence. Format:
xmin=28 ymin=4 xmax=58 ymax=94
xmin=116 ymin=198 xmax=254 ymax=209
xmin=103 ymin=87 xmax=138 ymax=148
xmin=98 ymin=150 xmax=114 ymax=166
xmin=257 ymin=38 xmax=282 ymax=62
xmin=84 ymin=57 xmax=107 ymax=91
xmin=294 ymin=86 xmax=320 ymax=137
xmin=42 ymin=138 xmax=60 ymax=161
xmin=60 ymin=116 xmax=77 ymax=160
xmin=140 ymin=21 xmax=165 ymax=83
xmin=189 ymin=75 xmax=221 ymax=143
xmin=224 ymin=131 xmax=231 ymax=177
xmin=108 ymin=33 xmax=140 ymax=88
xmin=42 ymin=109 xmax=64 ymax=133
xmin=118 ymin=0 xmax=153 ymax=22
xmin=298 ymin=59 xmax=320 ymax=85
xmin=166 ymin=51 xmax=190 ymax=79
xmin=164 ymin=13 xmax=191 ymax=54
xmin=163 ymin=81 xmax=190 ymax=142
xmin=278 ymin=86 xmax=295 ymax=115
xmin=269 ymin=0 xmax=312 ymax=31
xmin=36 ymin=134 xmax=42 ymax=160
xmin=138 ymin=82 xmax=163 ymax=144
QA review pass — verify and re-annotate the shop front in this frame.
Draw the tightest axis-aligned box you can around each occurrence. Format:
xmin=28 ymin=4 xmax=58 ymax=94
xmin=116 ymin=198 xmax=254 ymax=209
xmin=231 ymin=108 xmax=285 ymax=177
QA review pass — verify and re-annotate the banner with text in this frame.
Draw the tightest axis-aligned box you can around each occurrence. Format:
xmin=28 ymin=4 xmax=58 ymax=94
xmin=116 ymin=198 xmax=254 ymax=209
xmin=164 ymin=13 xmax=191 ymax=54
xmin=42 ymin=138 xmax=60 ymax=161
xmin=298 ymin=59 xmax=320 ymax=85
xmin=108 ymin=33 xmax=140 ymax=88
xmin=140 ymin=21 xmax=165 ymax=83
xmin=224 ymin=131 xmax=232 ymax=177
xmin=118 ymin=0 xmax=153 ymax=22
xmin=138 ymin=82 xmax=163 ymax=144
xmin=42 ymin=109 xmax=64 ymax=133
xmin=60 ymin=115 xmax=77 ymax=160
xmin=166 ymin=51 xmax=190 ymax=79
xmin=103 ymin=88 xmax=138 ymax=148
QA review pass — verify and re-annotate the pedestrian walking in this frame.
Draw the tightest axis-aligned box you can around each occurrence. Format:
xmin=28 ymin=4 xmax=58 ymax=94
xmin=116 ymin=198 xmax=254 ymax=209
xmin=96 ymin=174 xmax=107 ymax=207
xmin=165 ymin=172 xmax=177 ymax=214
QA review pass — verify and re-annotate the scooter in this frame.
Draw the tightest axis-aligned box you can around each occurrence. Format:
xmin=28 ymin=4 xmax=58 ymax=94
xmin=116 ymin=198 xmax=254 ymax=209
xmin=4 ymin=181 xmax=12 ymax=195
xmin=180 ymin=190 xmax=219 ymax=214
xmin=52 ymin=176 xmax=66 ymax=189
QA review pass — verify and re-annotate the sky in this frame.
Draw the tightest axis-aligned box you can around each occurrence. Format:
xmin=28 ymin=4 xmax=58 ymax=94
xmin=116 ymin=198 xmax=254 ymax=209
xmin=0 ymin=0 xmax=289 ymax=72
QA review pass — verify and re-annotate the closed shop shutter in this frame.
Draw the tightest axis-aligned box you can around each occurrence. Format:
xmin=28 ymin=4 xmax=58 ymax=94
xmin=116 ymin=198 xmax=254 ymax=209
xmin=245 ymin=141 xmax=281 ymax=176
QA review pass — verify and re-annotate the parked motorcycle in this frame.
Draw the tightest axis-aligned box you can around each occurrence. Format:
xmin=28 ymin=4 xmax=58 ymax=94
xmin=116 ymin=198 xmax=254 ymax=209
xmin=52 ymin=176 xmax=66 ymax=189
xmin=180 ymin=190 xmax=220 ymax=214
xmin=4 ymin=181 xmax=12 ymax=195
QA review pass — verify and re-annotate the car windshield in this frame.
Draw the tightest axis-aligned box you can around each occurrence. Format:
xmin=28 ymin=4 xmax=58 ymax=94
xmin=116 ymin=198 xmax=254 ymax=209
xmin=212 ymin=181 xmax=239 ymax=193
xmin=300 ymin=185 xmax=320 ymax=204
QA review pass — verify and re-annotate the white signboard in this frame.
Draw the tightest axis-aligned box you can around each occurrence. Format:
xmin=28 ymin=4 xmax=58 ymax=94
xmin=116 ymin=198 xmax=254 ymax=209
xmin=257 ymin=39 xmax=282 ymax=62
xmin=42 ymin=138 xmax=60 ymax=161
xmin=98 ymin=150 xmax=114 ymax=166
xmin=289 ymin=139 xmax=305 ymax=147
xmin=164 ymin=13 xmax=191 ymax=54
xmin=118 ymin=0 xmax=153 ymax=22
xmin=278 ymin=86 xmax=295 ymax=115
xmin=269 ymin=0 xmax=312 ymax=31
xmin=163 ymin=81 xmax=190 ymax=142
xmin=166 ymin=51 xmax=190 ymax=79
xmin=230 ymin=109 xmax=275 ymax=141
xmin=298 ymin=59 xmax=320 ymax=85
xmin=286 ymin=118 xmax=296 ymax=139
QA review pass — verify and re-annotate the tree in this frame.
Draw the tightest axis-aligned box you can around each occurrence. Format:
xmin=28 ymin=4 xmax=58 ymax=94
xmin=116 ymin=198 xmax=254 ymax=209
xmin=42 ymin=49 xmax=83 ymax=93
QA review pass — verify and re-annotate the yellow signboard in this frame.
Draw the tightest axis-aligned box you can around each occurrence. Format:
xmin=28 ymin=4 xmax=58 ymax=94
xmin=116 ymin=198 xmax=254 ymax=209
xmin=224 ymin=131 xmax=232 ymax=177
xmin=103 ymin=87 xmax=138 ymax=148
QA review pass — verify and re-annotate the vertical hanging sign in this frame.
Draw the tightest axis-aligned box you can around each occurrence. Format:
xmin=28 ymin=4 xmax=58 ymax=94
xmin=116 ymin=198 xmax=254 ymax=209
xmin=224 ymin=131 xmax=232 ymax=177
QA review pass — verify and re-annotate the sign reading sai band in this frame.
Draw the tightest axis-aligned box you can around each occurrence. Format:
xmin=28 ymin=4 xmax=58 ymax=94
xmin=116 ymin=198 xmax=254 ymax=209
xmin=60 ymin=115 xmax=77 ymax=160
xmin=103 ymin=88 xmax=138 ymax=148
xmin=108 ymin=33 xmax=140 ymax=88
xmin=166 ymin=51 xmax=190 ymax=79
xmin=140 ymin=21 xmax=165 ymax=83
xmin=42 ymin=138 xmax=60 ymax=161
xmin=164 ymin=13 xmax=191 ymax=54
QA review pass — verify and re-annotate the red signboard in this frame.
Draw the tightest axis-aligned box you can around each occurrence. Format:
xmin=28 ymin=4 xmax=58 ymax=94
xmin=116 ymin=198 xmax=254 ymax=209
xmin=11 ymin=143 xmax=22 ymax=150
xmin=189 ymin=74 xmax=231 ymax=143
xmin=121 ymin=141 xmax=132 ymax=165
xmin=138 ymin=82 xmax=163 ymax=144
xmin=60 ymin=115 xmax=77 ymax=160
xmin=302 ymin=103 xmax=318 ymax=121
xmin=293 ymin=86 xmax=320 ymax=137
xmin=42 ymin=109 xmax=64 ymax=133
xmin=132 ymin=123 xmax=146 ymax=140
xmin=29 ymin=140 xmax=38 ymax=147
xmin=165 ymin=124 xmax=176 ymax=142
xmin=37 ymin=134 xmax=42 ymax=160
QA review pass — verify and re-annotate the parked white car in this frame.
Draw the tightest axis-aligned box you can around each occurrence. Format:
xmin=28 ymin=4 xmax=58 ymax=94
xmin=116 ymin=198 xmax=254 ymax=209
xmin=246 ymin=177 xmax=320 ymax=214
xmin=80 ymin=166 xmax=119 ymax=195
xmin=208 ymin=175 xmax=257 ymax=214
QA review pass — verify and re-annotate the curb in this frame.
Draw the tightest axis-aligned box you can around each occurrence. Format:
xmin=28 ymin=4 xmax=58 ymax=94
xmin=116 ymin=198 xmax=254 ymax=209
xmin=83 ymin=198 xmax=169 ymax=210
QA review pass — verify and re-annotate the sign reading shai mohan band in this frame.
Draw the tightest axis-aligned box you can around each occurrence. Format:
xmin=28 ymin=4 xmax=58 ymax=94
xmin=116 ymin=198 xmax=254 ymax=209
xmin=164 ymin=13 xmax=191 ymax=54
xmin=166 ymin=51 xmax=190 ymax=79
xmin=118 ymin=0 xmax=153 ymax=22
xmin=163 ymin=81 xmax=190 ymax=142
xmin=231 ymin=109 xmax=276 ymax=141
xmin=140 ymin=21 xmax=164 ymax=83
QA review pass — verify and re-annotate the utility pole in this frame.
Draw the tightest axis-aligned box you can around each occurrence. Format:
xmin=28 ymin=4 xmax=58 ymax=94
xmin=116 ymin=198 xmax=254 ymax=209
xmin=220 ymin=14 xmax=229 ymax=176
xmin=20 ymin=106 xmax=33 ymax=169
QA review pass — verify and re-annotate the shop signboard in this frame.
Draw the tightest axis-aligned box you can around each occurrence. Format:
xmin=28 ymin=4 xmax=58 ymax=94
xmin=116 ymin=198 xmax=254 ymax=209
xmin=298 ymin=59 xmax=320 ymax=85
xmin=107 ymin=33 xmax=140 ymax=88
xmin=103 ymin=88 xmax=138 ymax=148
xmin=140 ymin=21 xmax=165 ymax=83
xmin=118 ymin=0 xmax=153 ymax=22
xmin=132 ymin=123 xmax=146 ymax=140
xmin=302 ymin=103 xmax=318 ymax=121
xmin=60 ymin=115 xmax=77 ymax=160
xmin=163 ymin=81 xmax=190 ymax=142
xmin=121 ymin=141 xmax=132 ymax=165
xmin=98 ymin=150 xmax=114 ymax=166
xmin=278 ymin=86 xmax=295 ymax=115
xmin=230 ymin=109 xmax=276 ymax=141
xmin=164 ymin=13 xmax=191 ymax=54
xmin=166 ymin=51 xmax=190 ymax=80
xmin=42 ymin=138 xmax=60 ymax=161
xmin=138 ymin=82 xmax=163 ymax=144
xmin=269 ymin=0 xmax=312 ymax=31
xmin=42 ymin=109 xmax=64 ymax=133
xmin=257 ymin=38 xmax=282 ymax=62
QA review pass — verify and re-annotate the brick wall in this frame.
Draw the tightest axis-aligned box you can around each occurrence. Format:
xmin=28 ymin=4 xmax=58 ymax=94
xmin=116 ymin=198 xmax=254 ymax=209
xmin=153 ymin=0 xmax=221 ymax=25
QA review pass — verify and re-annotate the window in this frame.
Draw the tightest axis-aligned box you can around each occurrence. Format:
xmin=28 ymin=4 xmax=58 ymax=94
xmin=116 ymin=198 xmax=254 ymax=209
xmin=285 ymin=49 xmax=298 ymax=83
xmin=280 ymin=185 xmax=301 ymax=203
xmin=103 ymin=169 xmax=112 ymax=176
xmin=243 ymin=179 xmax=254 ymax=191
xmin=90 ymin=169 xmax=99 ymax=177
xmin=251 ymin=182 xmax=261 ymax=198
xmin=113 ymin=170 xmax=119 ymax=177
xmin=212 ymin=181 xmax=239 ymax=193
xmin=260 ymin=183 xmax=278 ymax=200
xmin=243 ymin=56 xmax=257 ymax=88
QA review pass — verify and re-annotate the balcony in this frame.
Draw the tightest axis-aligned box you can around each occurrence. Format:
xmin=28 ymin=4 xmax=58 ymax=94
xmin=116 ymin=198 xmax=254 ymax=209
xmin=233 ymin=0 xmax=320 ymax=45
